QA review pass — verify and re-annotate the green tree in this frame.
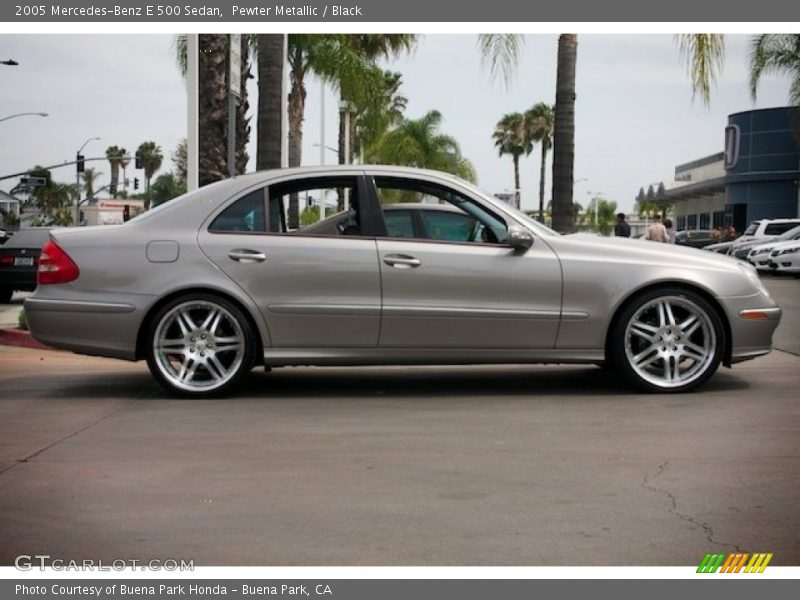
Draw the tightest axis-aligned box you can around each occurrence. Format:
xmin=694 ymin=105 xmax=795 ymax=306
xmin=136 ymin=141 xmax=164 ymax=209
xmin=367 ymin=110 xmax=477 ymax=187
xmin=525 ymin=103 xmax=555 ymax=222
xmin=492 ymin=112 xmax=530 ymax=208
xmin=105 ymin=145 xmax=126 ymax=198
xmin=149 ymin=172 xmax=187 ymax=208
xmin=172 ymin=138 xmax=187 ymax=186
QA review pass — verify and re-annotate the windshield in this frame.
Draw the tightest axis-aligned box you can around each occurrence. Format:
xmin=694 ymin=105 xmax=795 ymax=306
xmin=743 ymin=222 xmax=759 ymax=235
xmin=454 ymin=178 xmax=560 ymax=237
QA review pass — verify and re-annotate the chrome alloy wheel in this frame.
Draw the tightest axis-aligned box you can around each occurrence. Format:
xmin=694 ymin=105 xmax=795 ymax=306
xmin=624 ymin=295 xmax=717 ymax=390
xmin=152 ymin=300 xmax=245 ymax=392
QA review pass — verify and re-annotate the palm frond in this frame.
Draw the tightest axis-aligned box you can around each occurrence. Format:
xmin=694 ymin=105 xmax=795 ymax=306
xmin=478 ymin=34 xmax=522 ymax=89
xmin=676 ymin=33 xmax=725 ymax=107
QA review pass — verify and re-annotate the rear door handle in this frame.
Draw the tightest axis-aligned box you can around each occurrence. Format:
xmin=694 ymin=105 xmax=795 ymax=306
xmin=383 ymin=254 xmax=421 ymax=268
xmin=228 ymin=249 xmax=266 ymax=263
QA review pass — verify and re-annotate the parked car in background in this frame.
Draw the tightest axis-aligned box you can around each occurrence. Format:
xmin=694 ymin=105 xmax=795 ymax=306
xmin=675 ymin=229 xmax=715 ymax=249
xmin=730 ymin=223 xmax=800 ymax=260
xmin=738 ymin=218 xmax=800 ymax=243
xmin=0 ymin=227 xmax=51 ymax=303
xmin=747 ymin=225 xmax=800 ymax=270
xmin=704 ymin=240 xmax=737 ymax=254
xmin=25 ymin=165 xmax=781 ymax=397
xmin=767 ymin=240 xmax=800 ymax=276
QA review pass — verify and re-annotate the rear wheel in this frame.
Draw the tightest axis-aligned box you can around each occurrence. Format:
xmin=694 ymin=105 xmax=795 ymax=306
xmin=146 ymin=294 xmax=256 ymax=397
xmin=610 ymin=288 xmax=725 ymax=393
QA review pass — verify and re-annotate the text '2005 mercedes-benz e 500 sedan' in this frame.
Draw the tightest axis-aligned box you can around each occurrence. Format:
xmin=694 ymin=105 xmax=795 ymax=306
xmin=25 ymin=166 xmax=781 ymax=397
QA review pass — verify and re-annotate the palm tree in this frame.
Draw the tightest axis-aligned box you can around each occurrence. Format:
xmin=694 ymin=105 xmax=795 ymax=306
xmin=525 ymin=103 xmax=555 ymax=221
xmin=81 ymin=168 xmax=101 ymax=201
xmin=367 ymin=110 xmax=476 ymax=185
xmin=334 ymin=35 xmax=417 ymax=165
xmin=175 ymin=34 xmax=251 ymax=186
xmin=150 ymin=172 xmax=187 ymax=208
xmin=551 ymin=34 xmax=578 ymax=234
xmin=678 ymin=34 xmax=800 ymax=108
xmin=749 ymin=34 xmax=800 ymax=106
xmin=105 ymin=145 xmax=126 ymax=198
xmin=478 ymin=34 xmax=578 ymax=233
xmin=493 ymin=112 xmax=530 ymax=209
xmin=355 ymin=70 xmax=408 ymax=157
xmin=137 ymin=141 xmax=164 ymax=209
xmin=256 ymin=34 xmax=284 ymax=172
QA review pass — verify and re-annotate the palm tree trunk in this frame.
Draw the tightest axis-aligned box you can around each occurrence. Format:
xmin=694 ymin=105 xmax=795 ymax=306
xmin=235 ymin=35 xmax=251 ymax=176
xmin=198 ymin=34 xmax=228 ymax=186
xmin=538 ymin=145 xmax=547 ymax=222
xmin=256 ymin=34 xmax=284 ymax=171
xmin=551 ymin=34 xmax=578 ymax=234
xmin=513 ymin=154 xmax=520 ymax=209
xmin=286 ymin=60 xmax=306 ymax=229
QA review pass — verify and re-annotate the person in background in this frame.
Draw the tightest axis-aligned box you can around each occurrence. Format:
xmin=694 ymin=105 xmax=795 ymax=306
xmin=645 ymin=214 xmax=669 ymax=242
xmin=614 ymin=213 xmax=631 ymax=238
xmin=664 ymin=218 xmax=676 ymax=244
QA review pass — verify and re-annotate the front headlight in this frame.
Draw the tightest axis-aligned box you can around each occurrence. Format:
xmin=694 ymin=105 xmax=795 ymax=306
xmin=780 ymin=247 xmax=800 ymax=255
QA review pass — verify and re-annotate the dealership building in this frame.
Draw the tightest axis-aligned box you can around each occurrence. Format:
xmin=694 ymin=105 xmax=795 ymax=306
xmin=645 ymin=106 xmax=799 ymax=233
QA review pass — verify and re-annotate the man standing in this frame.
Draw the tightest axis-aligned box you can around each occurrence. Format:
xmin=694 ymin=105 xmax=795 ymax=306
xmin=645 ymin=214 xmax=669 ymax=242
xmin=614 ymin=213 xmax=631 ymax=238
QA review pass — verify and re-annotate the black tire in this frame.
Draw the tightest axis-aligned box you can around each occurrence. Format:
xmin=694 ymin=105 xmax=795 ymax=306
xmin=145 ymin=293 xmax=257 ymax=397
xmin=609 ymin=287 xmax=725 ymax=393
xmin=0 ymin=288 xmax=12 ymax=304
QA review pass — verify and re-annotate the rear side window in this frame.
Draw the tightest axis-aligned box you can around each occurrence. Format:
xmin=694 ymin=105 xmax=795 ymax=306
xmin=384 ymin=211 xmax=415 ymax=238
xmin=210 ymin=190 xmax=265 ymax=233
xmin=764 ymin=222 xmax=800 ymax=235
xmin=421 ymin=211 xmax=478 ymax=242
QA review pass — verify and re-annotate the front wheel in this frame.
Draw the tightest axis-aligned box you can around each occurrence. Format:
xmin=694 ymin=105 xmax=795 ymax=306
xmin=145 ymin=294 xmax=256 ymax=397
xmin=610 ymin=288 xmax=725 ymax=393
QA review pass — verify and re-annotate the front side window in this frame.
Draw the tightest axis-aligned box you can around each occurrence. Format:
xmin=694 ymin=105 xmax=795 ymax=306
xmin=764 ymin=222 xmax=800 ymax=235
xmin=373 ymin=177 xmax=508 ymax=244
xmin=281 ymin=177 xmax=361 ymax=236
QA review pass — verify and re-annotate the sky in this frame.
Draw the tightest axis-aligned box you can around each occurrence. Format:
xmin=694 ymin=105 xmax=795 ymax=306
xmin=0 ymin=34 xmax=792 ymax=213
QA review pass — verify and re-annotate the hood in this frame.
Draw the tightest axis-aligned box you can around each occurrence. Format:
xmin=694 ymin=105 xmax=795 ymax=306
xmin=562 ymin=233 xmax=744 ymax=271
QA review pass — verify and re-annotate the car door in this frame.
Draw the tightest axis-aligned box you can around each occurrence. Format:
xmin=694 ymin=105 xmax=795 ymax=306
xmin=368 ymin=175 xmax=562 ymax=349
xmin=197 ymin=173 xmax=382 ymax=348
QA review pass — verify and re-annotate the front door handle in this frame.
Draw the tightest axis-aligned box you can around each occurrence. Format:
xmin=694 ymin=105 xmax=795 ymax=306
xmin=228 ymin=249 xmax=266 ymax=263
xmin=383 ymin=254 xmax=421 ymax=268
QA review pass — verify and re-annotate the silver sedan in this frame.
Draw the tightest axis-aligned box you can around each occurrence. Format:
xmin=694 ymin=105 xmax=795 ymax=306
xmin=25 ymin=166 xmax=781 ymax=396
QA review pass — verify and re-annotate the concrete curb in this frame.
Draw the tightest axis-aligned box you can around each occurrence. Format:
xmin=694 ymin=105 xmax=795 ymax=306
xmin=0 ymin=328 xmax=53 ymax=351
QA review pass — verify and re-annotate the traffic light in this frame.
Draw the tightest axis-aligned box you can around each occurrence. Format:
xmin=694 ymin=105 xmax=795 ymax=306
xmin=133 ymin=178 xmax=139 ymax=190
xmin=123 ymin=205 xmax=130 ymax=222
xmin=109 ymin=183 xmax=117 ymax=196
xmin=76 ymin=154 xmax=85 ymax=173
xmin=135 ymin=151 xmax=142 ymax=169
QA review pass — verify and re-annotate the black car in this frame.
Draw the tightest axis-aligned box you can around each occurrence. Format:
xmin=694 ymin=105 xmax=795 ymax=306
xmin=0 ymin=228 xmax=51 ymax=303
xmin=675 ymin=229 xmax=716 ymax=249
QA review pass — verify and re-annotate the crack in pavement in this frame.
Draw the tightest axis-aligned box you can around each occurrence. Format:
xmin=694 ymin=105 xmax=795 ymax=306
xmin=642 ymin=460 xmax=741 ymax=553
xmin=0 ymin=387 xmax=160 ymax=477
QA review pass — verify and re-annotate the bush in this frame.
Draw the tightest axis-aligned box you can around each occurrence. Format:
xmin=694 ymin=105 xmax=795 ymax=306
xmin=18 ymin=307 xmax=28 ymax=330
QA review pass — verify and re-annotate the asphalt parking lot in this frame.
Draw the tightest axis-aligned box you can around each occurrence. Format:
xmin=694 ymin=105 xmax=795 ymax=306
xmin=0 ymin=277 xmax=798 ymax=566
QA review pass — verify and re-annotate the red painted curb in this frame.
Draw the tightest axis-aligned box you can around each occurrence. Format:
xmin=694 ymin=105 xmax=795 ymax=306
xmin=0 ymin=328 xmax=53 ymax=351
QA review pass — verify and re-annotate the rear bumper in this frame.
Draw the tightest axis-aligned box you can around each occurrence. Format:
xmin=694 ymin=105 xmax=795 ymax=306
xmin=24 ymin=297 xmax=142 ymax=360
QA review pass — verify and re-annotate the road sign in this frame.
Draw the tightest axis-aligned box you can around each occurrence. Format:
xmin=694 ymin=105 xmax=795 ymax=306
xmin=229 ymin=34 xmax=241 ymax=96
xmin=19 ymin=176 xmax=47 ymax=188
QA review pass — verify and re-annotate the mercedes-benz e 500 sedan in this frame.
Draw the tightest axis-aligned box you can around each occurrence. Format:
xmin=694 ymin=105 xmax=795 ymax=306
xmin=25 ymin=166 xmax=781 ymax=396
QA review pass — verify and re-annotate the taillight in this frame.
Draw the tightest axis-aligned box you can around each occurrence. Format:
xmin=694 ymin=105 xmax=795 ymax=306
xmin=0 ymin=256 xmax=13 ymax=266
xmin=38 ymin=240 xmax=80 ymax=285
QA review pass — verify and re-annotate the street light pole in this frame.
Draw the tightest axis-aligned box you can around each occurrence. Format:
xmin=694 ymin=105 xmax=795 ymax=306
xmin=75 ymin=136 xmax=101 ymax=227
xmin=0 ymin=112 xmax=48 ymax=123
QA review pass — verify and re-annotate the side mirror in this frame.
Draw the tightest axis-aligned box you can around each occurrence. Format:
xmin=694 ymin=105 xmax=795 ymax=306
xmin=507 ymin=226 xmax=534 ymax=252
